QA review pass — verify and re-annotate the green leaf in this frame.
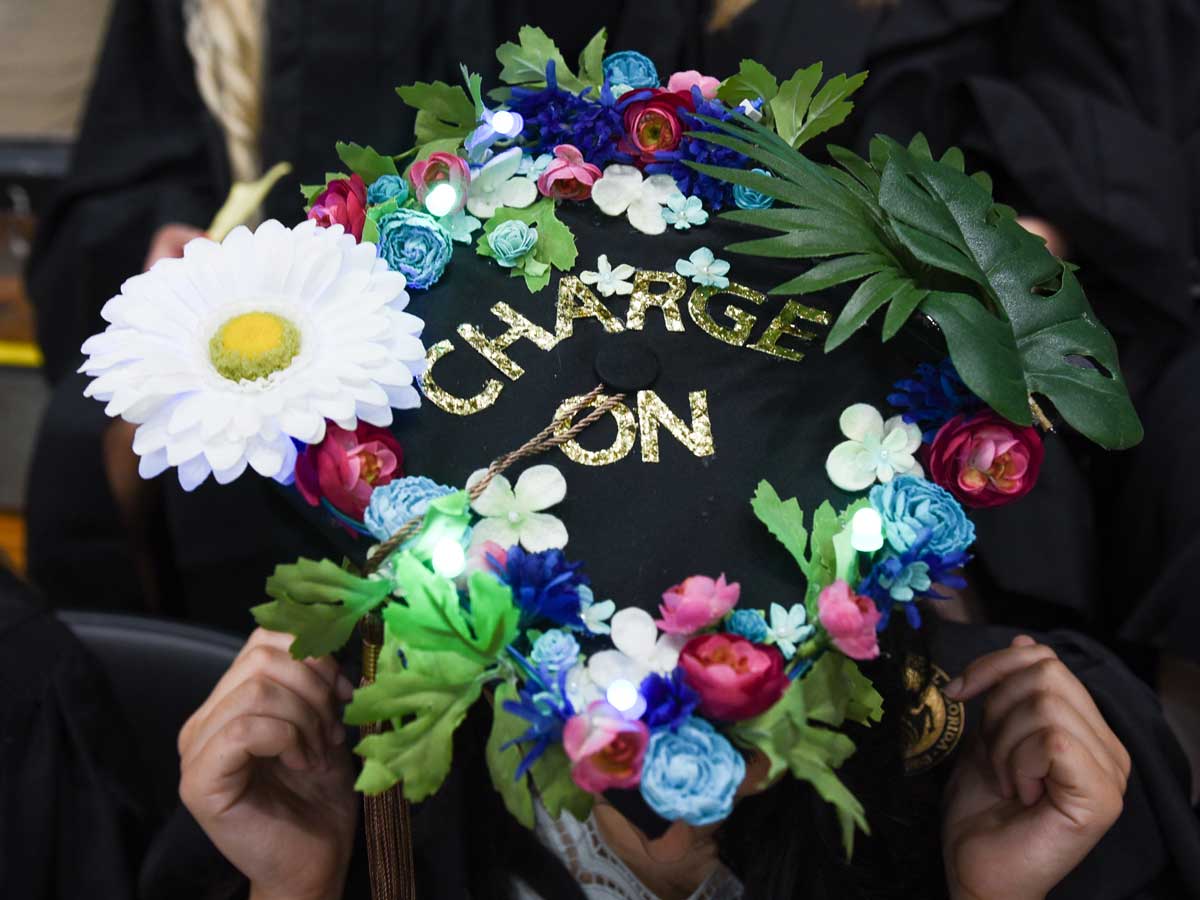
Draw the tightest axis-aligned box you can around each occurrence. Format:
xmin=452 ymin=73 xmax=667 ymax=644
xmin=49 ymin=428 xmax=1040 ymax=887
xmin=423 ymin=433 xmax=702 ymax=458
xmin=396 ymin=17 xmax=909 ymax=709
xmin=382 ymin=553 xmax=520 ymax=666
xmin=769 ymin=63 xmax=823 ymax=147
xmin=881 ymin=283 xmax=929 ymax=341
xmin=495 ymin=26 xmax=584 ymax=92
xmin=300 ymin=183 xmax=325 ymax=206
xmin=403 ymin=489 xmax=473 ymax=565
xmin=792 ymin=71 xmax=868 ymax=149
xmin=577 ymin=29 xmax=607 ymax=89
xmin=252 ymin=558 xmax=392 ymax=659
xmin=751 ymin=481 xmax=811 ymax=575
xmin=461 ymin=64 xmax=485 ymax=119
xmin=825 ymin=272 xmax=907 ymax=351
xmin=396 ymin=80 xmax=476 ymax=148
xmin=530 ymin=745 xmax=593 ymax=822
xmin=485 ymin=682 xmax=535 ymax=828
xmin=335 ymin=141 xmax=398 ymax=184
xmin=476 ymin=199 xmax=578 ymax=292
xmin=717 ymin=59 xmax=779 ymax=108
xmin=347 ymin=648 xmax=487 ymax=800
xmin=768 ymin=254 xmax=888 ymax=296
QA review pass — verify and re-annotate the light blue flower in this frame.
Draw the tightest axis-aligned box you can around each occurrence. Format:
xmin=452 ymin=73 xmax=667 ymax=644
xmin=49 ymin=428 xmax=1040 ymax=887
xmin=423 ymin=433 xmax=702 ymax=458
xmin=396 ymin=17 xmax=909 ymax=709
xmin=765 ymin=603 xmax=815 ymax=659
xmin=367 ymin=174 xmax=409 ymax=206
xmin=877 ymin=559 xmax=932 ymax=603
xmin=675 ymin=247 xmax=730 ymax=288
xmin=438 ymin=209 xmax=482 ymax=244
xmin=602 ymin=51 xmax=659 ymax=91
xmin=662 ymin=193 xmax=709 ymax=230
xmin=870 ymin=475 xmax=975 ymax=558
xmin=725 ymin=609 xmax=769 ymax=643
xmin=517 ymin=152 xmax=553 ymax=179
xmin=639 ymin=718 xmax=745 ymax=826
xmin=732 ymin=169 xmax=775 ymax=210
xmin=530 ymin=629 xmax=580 ymax=673
xmin=487 ymin=219 xmax=538 ymax=268
xmin=364 ymin=476 xmax=457 ymax=542
xmin=577 ymin=585 xmax=616 ymax=635
xmin=376 ymin=208 xmax=453 ymax=290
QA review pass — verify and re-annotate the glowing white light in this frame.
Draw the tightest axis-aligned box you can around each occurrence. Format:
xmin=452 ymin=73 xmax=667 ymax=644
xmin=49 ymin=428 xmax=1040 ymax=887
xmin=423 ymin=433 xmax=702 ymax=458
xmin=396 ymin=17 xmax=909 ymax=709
xmin=431 ymin=538 xmax=466 ymax=578
xmin=606 ymin=679 xmax=640 ymax=714
xmin=850 ymin=507 xmax=885 ymax=553
xmin=491 ymin=110 xmax=516 ymax=134
xmin=424 ymin=182 xmax=459 ymax=217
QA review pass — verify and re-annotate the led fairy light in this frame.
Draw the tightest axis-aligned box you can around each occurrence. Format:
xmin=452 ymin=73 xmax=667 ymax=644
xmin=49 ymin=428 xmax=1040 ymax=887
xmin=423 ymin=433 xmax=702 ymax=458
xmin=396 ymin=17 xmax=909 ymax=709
xmin=850 ymin=506 xmax=885 ymax=553
xmin=605 ymin=678 xmax=646 ymax=718
xmin=490 ymin=110 xmax=516 ymax=135
xmin=424 ymin=182 xmax=460 ymax=217
xmin=430 ymin=537 xmax=466 ymax=578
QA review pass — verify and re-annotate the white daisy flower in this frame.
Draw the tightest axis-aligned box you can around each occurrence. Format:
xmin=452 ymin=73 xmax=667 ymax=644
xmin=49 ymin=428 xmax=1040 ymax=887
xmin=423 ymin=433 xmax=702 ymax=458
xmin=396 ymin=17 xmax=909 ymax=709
xmin=465 ymin=464 xmax=568 ymax=552
xmin=825 ymin=403 xmax=924 ymax=491
xmin=578 ymin=254 xmax=636 ymax=298
xmin=79 ymin=219 xmax=425 ymax=490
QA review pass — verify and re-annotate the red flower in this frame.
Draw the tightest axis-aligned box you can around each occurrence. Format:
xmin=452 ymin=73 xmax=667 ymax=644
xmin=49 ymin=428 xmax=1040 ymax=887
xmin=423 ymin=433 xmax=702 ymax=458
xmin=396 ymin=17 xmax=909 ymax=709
xmin=294 ymin=422 xmax=404 ymax=520
xmin=928 ymin=411 xmax=1044 ymax=509
xmin=408 ymin=152 xmax=471 ymax=212
xmin=620 ymin=88 xmax=696 ymax=164
xmin=307 ymin=174 xmax=367 ymax=241
xmin=678 ymin=633 xmax=788 ymax=721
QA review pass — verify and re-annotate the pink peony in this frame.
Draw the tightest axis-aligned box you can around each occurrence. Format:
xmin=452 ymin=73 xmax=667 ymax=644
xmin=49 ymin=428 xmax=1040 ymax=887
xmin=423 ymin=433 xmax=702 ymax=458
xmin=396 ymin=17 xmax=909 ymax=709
xmin=666 ymin=70 xmax=720 ymax=100
xmin=407 ymin=152 xmax=471 ymax=212
xmin=678 ymin=633 xmax=788 ymax=721
xmin=294 ymin=422 xmax=404 ymax=520
xmin=656 ymin=574 xmax=740 ymax=635
xmin=818 ymin=581 xmax=881 ymax=661
xmin=307 ymin=174 xmax=368 ymax=241
xmin=928 ymin=411 xmax=1044 ymax=509
xmin=536 ymin=144 xmax=603 ymax=201
xmin=619 ymin=88 xmax=696 ymax=164
xmin=563 ymin=701 xmax=650 ymax=793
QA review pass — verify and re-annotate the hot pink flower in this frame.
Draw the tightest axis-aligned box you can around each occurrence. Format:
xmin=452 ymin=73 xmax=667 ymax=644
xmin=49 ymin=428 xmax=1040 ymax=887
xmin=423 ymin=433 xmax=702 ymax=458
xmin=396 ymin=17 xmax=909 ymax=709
xmin=563 ymin=701 xmax=650 ymax=793
xmin=466 ymin=540 xmax=509 ymax=576
xmin=666 ymin=70 xmax=720 ymax=100
xmin=307 ymin=174 xmax=368 ymax=241
xmin=408 ymin=152 xmax=471 ymax=212
xmin=294 ymin=422 xmax=403 ymax=520
xmin=818 ymin=581 xmax=881 ymax=661
xmin=536 ymin=144 xmax=602 ymax=201
xmin=656 ymin=574 xmax=740 ymax=635
xmin=619 ymin=88 xmax=696 ymax=164
xmin=678 ymin=633 xmax=788 ymax=721
xmin=928 ymin=411 xmax=1045 ymax=509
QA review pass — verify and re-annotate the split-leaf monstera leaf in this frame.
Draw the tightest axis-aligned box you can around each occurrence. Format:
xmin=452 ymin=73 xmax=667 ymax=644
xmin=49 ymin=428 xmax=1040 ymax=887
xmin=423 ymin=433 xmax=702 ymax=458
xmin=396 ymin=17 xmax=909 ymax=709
xmin=689 ymin=114 xmax=1143 ymax=450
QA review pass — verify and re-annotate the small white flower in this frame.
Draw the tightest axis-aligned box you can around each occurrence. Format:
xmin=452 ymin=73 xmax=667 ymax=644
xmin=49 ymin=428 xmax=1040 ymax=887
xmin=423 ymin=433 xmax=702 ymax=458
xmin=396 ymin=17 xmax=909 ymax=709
xmin=589 ymin=164 xmax=679 ymax=235
xmin=587 ymin=608 xmax=685 ymax=689
xmin=466 ymin=147 xmax=538 ymax=219
xmin=662 ymin=192 xmax=708 ymax=231
xmin=675 ymin=246 xmax=731 ymax=288
xmin=578 ymin=585 xmax=617 ymax=634
xmin=565 ymin=663 xmax=604 ymax=711
xmin=737 ymin=99 xmax=764 ymax=122
xmin=766 ymin=602 xmax=815 ymax=660
xmin=517 ymin=152 xmax=553 ymax=178
xmin=825 ymin=403 xmax=924 ymax=492
xmin=466 ymin=464 xmax=568 ymax=552
xmin=578 ymin=254 xmax=636 ymax=297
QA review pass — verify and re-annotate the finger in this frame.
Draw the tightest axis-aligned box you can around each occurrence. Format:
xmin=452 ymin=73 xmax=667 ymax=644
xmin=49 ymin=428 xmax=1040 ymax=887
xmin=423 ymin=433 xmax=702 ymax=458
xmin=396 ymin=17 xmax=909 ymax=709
xmin=242 ymin=628 xmax=353 ymax=701
xmin=214 ymin=643 xmax=344 ymax=741
xmin=944 ymin=638 xmax=1057 ymax=700
xmin=1009 ymin=726 xmax=1124 ymax=831
xmin=181 ymin=715 xmax=310 ymax=815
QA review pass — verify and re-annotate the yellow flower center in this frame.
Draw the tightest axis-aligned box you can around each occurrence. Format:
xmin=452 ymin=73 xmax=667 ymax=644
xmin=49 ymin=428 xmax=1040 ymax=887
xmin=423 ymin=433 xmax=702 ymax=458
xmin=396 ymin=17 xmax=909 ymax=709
xmin=209 ymin=311 xmax=301 ymax=382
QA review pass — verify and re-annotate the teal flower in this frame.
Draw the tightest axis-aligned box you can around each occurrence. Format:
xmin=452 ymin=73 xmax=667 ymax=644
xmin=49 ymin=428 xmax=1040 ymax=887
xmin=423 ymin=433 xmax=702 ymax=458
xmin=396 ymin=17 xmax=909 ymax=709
xmin=531 ymin=629 xmax=581 ymax=673
xmin=662 ymin=193 xmax=709 ymax=230
xmin=438 ymin=209 xmax=482 ymax=244
xmin=725 ymin=609 xmax=769 ymax=643
xmin=877 ymin=558 xmax=932 ymax=603
xmin=765 ymin=603 xmax=814 ymax=660
xmin=487 ymin=220 xmax=538 ymax=268
xmin=732 ymin=168 xmax=775 ymax=210
xmin=367 ymin=174 xmax=409 ymax=206
xmin=675 ymin=247 xmax=730 ymax=288
xmin=870 ymin=475 xmax=975 ymax=558
xmin=639 ymin=718 xmax=745 ymax=826
xmin=376 ymin=209 xmax=453 ymax=290
xmin=602 ymin=51 xmax=659 ymax=91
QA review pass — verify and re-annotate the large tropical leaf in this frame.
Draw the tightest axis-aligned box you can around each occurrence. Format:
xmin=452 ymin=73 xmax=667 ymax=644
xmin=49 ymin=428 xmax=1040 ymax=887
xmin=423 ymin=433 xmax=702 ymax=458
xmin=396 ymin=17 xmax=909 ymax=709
xmin=688 ymin=115 xmax=1143 ymax=449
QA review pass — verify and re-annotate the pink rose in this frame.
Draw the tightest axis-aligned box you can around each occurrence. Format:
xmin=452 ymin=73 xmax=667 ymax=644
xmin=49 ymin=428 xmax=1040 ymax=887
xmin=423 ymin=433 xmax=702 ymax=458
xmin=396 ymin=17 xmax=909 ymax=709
xmin=466 ymin=540 xmax=508 ymax=576
xmin=656 ymin=574 xmax=740 ymax=635
xmin=294 ymin=422 xmax=404 ymax=520
xmin=407 ymin=152 xmax=471 ymax=212
xmin=678 ymin=633 xmax=788 ymax=721
xmin=666 ymin=70 xmax=720 ymax=100
xmin=619 ymin=88 xmax=696 ymax=164
xmin=536 ymin=144 xmax=602 ymax=201
xmin=817 ymin=581 xmax=881 ymax=661
xmin=928 ymin=411 xmax=1045 ymax=509
xmin=308 ymin=174 xmax=367 ymax=241
xmin=563 ymin=701 xmax=650 ymax=793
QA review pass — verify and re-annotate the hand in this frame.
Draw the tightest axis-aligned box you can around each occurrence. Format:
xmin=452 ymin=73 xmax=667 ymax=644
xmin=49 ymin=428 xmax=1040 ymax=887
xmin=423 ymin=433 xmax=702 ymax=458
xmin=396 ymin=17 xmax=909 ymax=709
xmin=1016 ymin=216 xmax=1068 ymax=259
xmin=144 ymin=223 xmax=205 ymax=270
xmin=941 ymin=636 xmax=1130 ymax=900
xmin=179 ymin=628 xmax=359 ymax=900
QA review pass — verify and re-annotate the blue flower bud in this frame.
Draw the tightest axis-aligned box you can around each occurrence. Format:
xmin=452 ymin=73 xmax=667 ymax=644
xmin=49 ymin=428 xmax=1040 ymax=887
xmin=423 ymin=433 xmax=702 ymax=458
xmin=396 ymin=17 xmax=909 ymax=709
xmin=486 ymin=219 xmax=538 ymax=268
xmin=530 ymin=629 xmax=581 ymax=673
xmin=725 ymin=609 xmax=769 ymax=643
xmin=869 ymin=475 xmax=975 ymax=557
xmin=376 ymin=209 xmax=453 ymax=290
xmin=602 ymin=51 xmax=660 ymax=90
xmin=732 ymin=168 xmax=775 ymax=210
xmin=366 ymin=174 xmax=409 ymax=206
xmin=364 ymin=476 xmax=456 ymax=541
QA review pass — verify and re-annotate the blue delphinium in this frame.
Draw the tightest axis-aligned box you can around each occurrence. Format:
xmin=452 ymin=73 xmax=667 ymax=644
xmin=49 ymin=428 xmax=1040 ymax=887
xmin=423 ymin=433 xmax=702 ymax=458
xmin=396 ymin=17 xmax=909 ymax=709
xmin=507 ymin=63 xmax=629 ymax=167
xmin=870 ymin=475 xmax=976 ymax=558
xmin=364 ymin=476 xmax=456 ymax=541
xmin=495 ymin=546 xmax=588 ymax=629
xmin=643 ymin=87 xmax=748 ymax=210
xmin=859 ymin=531 xmax=969 ymax=629
xmin=639 ymin=670 xmax=700 ymax=731
xmin=887 ymin=358 xmax=982 ymax=442
xmin=502 ymin=663 xmax=575 ymax=778
xmin=639 ymin=718 xmax=746 ymax=826
xmin=725 ymin=608 xmax=769 ymax=643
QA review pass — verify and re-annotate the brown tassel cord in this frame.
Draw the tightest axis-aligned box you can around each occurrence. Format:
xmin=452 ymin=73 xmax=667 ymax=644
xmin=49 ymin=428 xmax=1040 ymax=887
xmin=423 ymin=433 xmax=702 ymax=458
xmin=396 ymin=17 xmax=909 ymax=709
xmin=359 ymin=386 xmax=625 ymax=900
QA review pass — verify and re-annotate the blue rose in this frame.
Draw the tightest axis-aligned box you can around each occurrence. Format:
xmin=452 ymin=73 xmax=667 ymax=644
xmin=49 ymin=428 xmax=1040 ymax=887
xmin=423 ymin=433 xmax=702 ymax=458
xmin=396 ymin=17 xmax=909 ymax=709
xmin=870 ymin=475 xmax=976 ymax=557
xmin=366 ymin=174 xmax=409 ymax=206
xmin=639 ymin=717 xmax=745 ymax=826
xmin=732 ymin=168 xmax=775 ymax=210
xmin=725 ymin=609 xmax=769 ymax=643
xmin=530 ymin=629 xmax=580 ymax=673
xmin=376 ymin=208 xmax=453 ymax=290
xmin=364 ymin=476 xmax=456 ymax=541
xmin=487 ymin=220 xmax=538 ymax=268
xmin=602 ymin=51 xmax=659 ymax=90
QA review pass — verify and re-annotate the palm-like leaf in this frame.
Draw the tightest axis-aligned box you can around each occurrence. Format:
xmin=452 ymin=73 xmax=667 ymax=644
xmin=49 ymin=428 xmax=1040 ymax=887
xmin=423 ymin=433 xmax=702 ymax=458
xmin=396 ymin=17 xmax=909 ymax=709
xmin=687 ymin=115 xmax=1142 ymax=450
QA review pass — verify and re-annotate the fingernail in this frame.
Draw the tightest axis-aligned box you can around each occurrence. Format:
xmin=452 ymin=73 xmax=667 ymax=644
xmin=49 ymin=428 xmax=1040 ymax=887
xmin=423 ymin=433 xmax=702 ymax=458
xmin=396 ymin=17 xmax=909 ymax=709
xmin=336 ymin=675 xmax=355 ymax=702
xmin=944 ymin=677 xmax=964 ymax=698
xmin=329 ymin=723 xmax=346 ymax=745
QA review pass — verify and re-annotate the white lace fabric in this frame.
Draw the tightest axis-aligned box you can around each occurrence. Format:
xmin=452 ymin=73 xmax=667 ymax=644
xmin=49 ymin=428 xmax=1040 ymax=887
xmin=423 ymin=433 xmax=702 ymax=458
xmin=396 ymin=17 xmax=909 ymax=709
xmin=513 ymin=800 xmax=744 ymax=900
